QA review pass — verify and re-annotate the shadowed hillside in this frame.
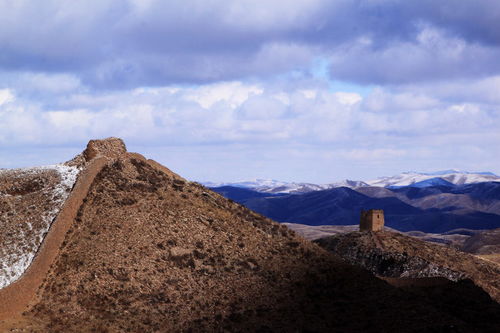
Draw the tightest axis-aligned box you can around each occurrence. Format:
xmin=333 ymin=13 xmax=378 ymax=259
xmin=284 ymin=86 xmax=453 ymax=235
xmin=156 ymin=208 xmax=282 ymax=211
xmin=316 ymin=231 xmax=500 ymax=303
xmin=1 ymin=138 xmax=500 ymax=332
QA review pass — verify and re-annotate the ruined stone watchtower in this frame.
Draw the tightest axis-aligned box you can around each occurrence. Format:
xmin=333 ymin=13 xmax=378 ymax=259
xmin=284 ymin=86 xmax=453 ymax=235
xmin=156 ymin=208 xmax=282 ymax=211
xmin=360 ymin=209 xmax=385 ymax=232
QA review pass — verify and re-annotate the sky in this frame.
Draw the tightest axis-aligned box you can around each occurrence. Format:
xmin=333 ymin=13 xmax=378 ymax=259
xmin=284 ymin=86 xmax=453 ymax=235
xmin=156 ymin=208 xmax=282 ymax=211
xmin=1 ymin=0 xmax=499 ymax=183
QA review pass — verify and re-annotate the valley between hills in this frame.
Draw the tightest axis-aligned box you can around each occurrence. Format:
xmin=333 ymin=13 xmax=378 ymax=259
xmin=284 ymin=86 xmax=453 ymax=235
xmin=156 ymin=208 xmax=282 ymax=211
xmin=1 ymin=138 xmax=499 ymax=332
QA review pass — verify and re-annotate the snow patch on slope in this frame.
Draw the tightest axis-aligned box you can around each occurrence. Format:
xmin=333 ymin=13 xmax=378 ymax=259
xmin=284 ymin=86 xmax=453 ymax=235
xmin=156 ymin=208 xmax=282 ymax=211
xmin=0 ymin=164 xmax=79 ymax=288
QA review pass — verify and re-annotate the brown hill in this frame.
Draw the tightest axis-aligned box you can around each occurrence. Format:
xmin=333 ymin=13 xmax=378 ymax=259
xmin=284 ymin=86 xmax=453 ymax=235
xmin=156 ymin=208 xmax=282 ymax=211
xmin=1 ymin=138 xmax=500 ymax=332
xmin=461 ymin=228 xmax=500 ymax=265
xmin=315 ymin=231 xmax=500 ymax=302
xmin=283 ymin=223 xmax=474 ymax=249
xmin=462 ymin=228 xmax=500 ymax=255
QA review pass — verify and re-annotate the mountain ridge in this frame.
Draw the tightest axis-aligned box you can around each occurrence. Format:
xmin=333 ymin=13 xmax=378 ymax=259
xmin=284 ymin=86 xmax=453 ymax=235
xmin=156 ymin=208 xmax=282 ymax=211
xmin=212 ymin=182 xmax=500 ymax=233
xmin=204 ymin=170 xmax=500 ymax=194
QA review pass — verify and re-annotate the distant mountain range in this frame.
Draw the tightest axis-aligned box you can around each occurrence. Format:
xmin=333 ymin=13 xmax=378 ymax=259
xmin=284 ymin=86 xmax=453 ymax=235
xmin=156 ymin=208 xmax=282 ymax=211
xmin=366 ymin=170 xmax=499 ymax=188
xmin=203 ymin=170 xmax=499 ymax=194
xmin=208 ymin=171 xmax=500 ymax=233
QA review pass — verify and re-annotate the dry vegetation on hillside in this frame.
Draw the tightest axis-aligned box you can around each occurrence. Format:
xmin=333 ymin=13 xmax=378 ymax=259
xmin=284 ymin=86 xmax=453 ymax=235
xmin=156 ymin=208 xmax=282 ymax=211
xmin=1 ymin=138 xmax=499 ymax=332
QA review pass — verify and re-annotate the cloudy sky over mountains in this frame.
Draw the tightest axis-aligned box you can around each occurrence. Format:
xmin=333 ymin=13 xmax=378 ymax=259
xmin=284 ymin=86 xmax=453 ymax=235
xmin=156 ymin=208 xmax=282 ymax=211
xmin=1 ymin=0 xmax=499 ymax=182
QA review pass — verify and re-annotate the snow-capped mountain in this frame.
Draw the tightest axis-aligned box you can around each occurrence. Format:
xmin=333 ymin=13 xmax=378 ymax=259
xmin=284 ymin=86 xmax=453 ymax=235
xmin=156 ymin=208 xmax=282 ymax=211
xmin=203 ymin=179 xmax=369 ymax=194
xmin=204 ymin=170 xmax=499 ymax=194
xmin=366 ymin=170 xmax=500 ymax=188
xmin=331 ymin=180 xmax=370 ymax=188
xmin=202 ymin=179 xmax=330 ymax=194
xmin=202 ymin=179 xmax=288 ymax=189
xmin=257 ymin=180 xmax=368 ymax=194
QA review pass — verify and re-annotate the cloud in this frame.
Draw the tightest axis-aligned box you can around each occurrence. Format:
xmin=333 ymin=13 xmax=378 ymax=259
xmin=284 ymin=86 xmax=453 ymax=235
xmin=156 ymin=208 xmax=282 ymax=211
xmin=339 ymin=148 xmax=407 ymax=161
xmin=329 ymin=25 xmax=500 ymax=84
xmin=0 ymin=1 xmax=499 ymax=181
xmin=1 ymin=1 xmax=500 ymax=87
xmin=184 ymin=82 xmax=262 ymax=109
xmin=362 ymin=87 xmax=440 ymax=112
xmin=400 ymin=76 xmax=500 ymax=106
xmin=1 ymin=74 xmax=498 ymax=148
xmin=0 ymin=89 xmax=14 ymax=105
xmin=1 ymin=74 xmax=499 ymax=180
xmin=0 ymin=78 xmax=358 ymax=146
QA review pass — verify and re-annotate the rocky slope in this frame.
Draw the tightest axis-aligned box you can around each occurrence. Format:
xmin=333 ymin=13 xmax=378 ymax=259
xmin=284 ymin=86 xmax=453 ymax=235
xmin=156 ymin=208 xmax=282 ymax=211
xmin=315 ymin=231 xmax=500 ymax=302
xmin=0 ymin=163 xmax=79 ymax=288
xmin=461 ymin=228 xmax=500 ymax=265
xmin=462 ymin=228 xmax=500 ymax=255
xmin=1 ymin=138 xmax=500 ymax=332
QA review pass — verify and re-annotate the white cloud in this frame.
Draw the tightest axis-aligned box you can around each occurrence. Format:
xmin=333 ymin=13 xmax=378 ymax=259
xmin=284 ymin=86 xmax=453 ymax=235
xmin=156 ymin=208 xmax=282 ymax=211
xmin=1 ymin=1 xmax=500 ymax=181
xmin=329 ymin=25 xmax=500 ymax=84
xmin=299 ymin=89 xmax=316 ymax=99
xmin=184 ymin=81 xmax=262 ymax=109
xmin=404 ymin=75 xmax=500 ymax=105
xmin=340 ymin=148 xmax=407 ymax=160
xmin=362 ymin=87 xmax=439 ymax=112
xmin=2 ymin=75 xmax=498 ymax=147
xmin=0 ymin=89 xmax=14 ymax=105
xmin=334 ymin=92 xmax=362 ymax=105
xmin=45 ymin=109 xmax=93 ymax=129
xmin=238 ymin=94 xmax=287 ymax=120
xmin=19 ymin=73 xmax=81 ymax=94
xmin=0 ymin=71 xmax=499 ymax=180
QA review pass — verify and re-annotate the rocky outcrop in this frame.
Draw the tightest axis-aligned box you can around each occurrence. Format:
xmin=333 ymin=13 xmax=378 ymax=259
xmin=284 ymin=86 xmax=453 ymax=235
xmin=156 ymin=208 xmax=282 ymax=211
xmin=316 ymin=231 xmax=500 ymax=302
xmin=317 ymin=234 xmax=466 ymax=281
